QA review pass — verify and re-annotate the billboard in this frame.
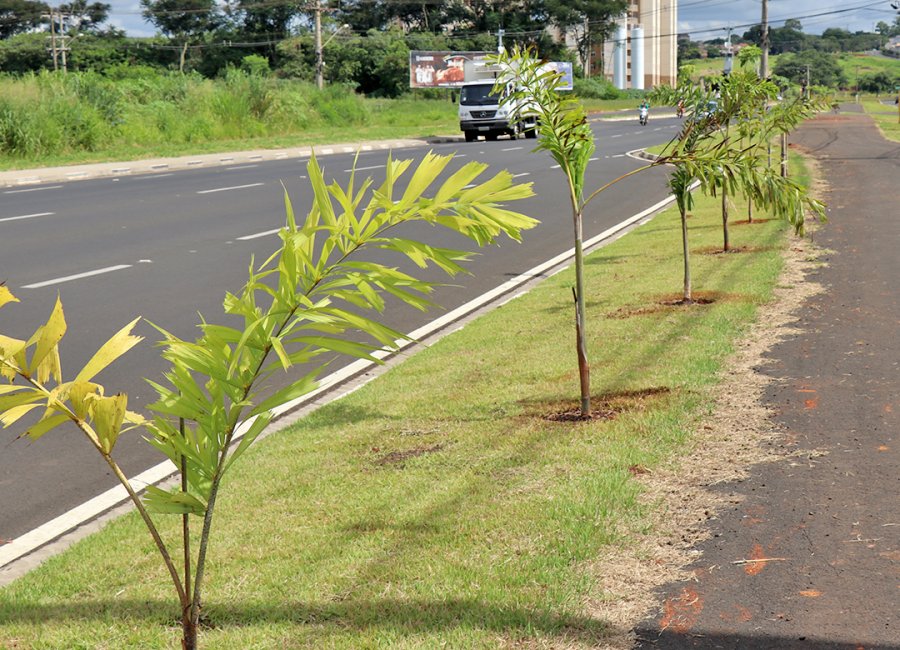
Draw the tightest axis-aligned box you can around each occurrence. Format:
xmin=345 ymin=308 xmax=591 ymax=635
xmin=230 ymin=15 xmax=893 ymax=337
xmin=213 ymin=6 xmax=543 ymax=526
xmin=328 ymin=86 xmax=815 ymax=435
xmin=409 ymin=51 xmax=574 ymax=91
xmin=409 ymin=51 xmax=491 ymax=88
xmin=544 ymin=61 xmax=574 ymax=91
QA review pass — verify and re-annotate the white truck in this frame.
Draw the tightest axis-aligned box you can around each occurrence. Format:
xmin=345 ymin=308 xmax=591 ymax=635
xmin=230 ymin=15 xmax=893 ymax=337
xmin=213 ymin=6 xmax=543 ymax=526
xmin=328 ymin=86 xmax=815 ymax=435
xmin=457 ymin=61 xmax=538 ymax=142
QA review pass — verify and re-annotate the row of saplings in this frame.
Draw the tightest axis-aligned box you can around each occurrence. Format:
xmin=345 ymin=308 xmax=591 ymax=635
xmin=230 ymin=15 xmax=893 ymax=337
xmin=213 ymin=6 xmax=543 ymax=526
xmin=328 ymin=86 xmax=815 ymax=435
xmin=0 ymin=48 xmax=823 ymax=649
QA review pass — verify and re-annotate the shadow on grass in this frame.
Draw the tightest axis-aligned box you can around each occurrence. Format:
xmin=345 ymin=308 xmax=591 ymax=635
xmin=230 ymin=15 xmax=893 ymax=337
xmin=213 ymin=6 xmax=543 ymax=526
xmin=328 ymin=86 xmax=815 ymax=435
xmin=0 ymin=597 xmax=616 ymax=643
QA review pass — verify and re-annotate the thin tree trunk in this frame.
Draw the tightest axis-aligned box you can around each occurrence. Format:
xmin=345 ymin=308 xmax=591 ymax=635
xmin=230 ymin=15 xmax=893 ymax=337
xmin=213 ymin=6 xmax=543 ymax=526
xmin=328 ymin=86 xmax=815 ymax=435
xmin=180 ymin=417 xmax=194 ymax=650
xmin=748 ymin=196 xmax=753 ymax=223
xmin=179 ymin=41 xmax=188 ymax=74
xmin=721 ymin=185 xmax=729 ymax=252
xmin=681 ymin=204 xmax=692 ymax=302
xmin=573 ymin=208 xmax=590 ymax=417
xmin=781 ymin=132 xmax=788 ymax=178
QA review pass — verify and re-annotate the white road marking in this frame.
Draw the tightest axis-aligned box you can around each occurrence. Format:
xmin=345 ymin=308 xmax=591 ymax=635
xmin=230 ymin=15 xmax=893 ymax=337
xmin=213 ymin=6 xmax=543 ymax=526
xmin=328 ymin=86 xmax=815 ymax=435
xmin=0 ymin=189 xmax=687 ymax=576
xmin=502 ymin=146 xmax=523 ymax=151
xmin=141 ymin=173 xmax=173 ymax=180
xmin=225 ymin=164 xmax=259 ymax=171
xmin=22 ymin=264 xmax=132 ymax=289
xmin=611 ymin=134 xmax=622 ymax=138
xmin=320 ymin=148 xmax=334 ymax=154
xmin=589 ymin=157 xmax=599 ymax=161
xmin=551 ymin=164 xmax=561 ymax=169
xmin=512 ymin=172 xmax=531 ymax=178
xmin=4 ymin=185 xmax=63 ymax=194
xmin=0 ymin=212 xmax=54 ymax=224
xmin=612 ymin=154 xmax=626 ymax=158
xmin=237 ymin=228 xmax=281 ymax=241
xmin=197 ymin=182 xmax=264 ymax=195
xmin=344 ymin=164 xmax=383 ymax=172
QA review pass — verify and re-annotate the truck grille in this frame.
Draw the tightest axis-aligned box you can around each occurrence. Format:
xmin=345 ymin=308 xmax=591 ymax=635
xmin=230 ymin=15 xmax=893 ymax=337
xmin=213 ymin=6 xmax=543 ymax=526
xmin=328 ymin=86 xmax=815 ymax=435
xmin=471 ymin=110 xmax=496 ymax=119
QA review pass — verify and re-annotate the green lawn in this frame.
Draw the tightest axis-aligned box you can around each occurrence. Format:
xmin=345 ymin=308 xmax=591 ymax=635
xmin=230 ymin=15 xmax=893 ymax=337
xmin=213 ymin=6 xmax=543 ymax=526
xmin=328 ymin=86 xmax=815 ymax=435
xmin=0 ymin=158 xmax=807 ymax=648
xmin=862 ymin=97 xmax=900 ymax=142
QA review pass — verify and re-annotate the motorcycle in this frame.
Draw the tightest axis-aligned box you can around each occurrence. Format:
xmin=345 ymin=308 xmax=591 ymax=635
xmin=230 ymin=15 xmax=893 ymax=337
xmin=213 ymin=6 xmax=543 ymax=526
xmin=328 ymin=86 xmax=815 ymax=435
xmin=639 ymin=106 xmax=649 ymax=126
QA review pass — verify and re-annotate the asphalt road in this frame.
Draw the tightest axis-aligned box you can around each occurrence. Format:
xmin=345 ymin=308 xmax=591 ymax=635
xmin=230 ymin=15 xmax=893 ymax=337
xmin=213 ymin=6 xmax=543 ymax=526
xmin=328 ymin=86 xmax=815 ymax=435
xmin=0 ymin=116 xmax=682 ymax=546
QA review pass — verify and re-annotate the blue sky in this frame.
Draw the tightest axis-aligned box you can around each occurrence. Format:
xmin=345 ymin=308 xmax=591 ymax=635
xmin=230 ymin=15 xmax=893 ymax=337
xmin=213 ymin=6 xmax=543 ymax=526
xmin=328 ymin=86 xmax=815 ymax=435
xmin=107 ymin=1 xmax=900 ymax=39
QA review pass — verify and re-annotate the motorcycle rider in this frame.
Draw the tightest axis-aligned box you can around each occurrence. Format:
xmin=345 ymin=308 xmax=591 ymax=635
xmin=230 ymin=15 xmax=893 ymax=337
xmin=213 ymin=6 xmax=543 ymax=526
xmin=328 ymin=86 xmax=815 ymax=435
xmin=638 ymin=99 xmax=650 ymax=125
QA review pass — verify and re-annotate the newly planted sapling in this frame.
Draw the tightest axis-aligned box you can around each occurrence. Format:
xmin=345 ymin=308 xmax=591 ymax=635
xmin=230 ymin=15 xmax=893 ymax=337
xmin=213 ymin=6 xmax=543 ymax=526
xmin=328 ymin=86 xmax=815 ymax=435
xmin=0 ymin=152 xmax=536 ymax=649
xmin=493 ymin=46 xmax=825 ymax=410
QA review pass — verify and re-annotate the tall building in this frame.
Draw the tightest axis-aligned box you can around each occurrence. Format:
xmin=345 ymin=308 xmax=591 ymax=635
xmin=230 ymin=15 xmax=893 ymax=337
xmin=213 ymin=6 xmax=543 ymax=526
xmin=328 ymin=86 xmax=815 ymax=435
xmin=599 ymin=0 xmax=678 ymax=89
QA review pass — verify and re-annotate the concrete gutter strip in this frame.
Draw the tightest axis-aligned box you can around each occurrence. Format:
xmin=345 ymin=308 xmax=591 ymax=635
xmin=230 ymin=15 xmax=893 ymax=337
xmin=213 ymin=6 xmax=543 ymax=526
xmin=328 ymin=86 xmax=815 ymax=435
xmin=0 ymin=139 xmax=436 ymax=188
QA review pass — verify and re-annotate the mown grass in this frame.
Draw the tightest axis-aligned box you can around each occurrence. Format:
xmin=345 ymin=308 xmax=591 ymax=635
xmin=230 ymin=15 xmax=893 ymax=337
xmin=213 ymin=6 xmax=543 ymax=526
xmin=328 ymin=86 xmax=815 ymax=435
xmin=0 ymin=163 xmax=800 ymax=647
xmin=862 ymin=97 xmax=900 ymax=142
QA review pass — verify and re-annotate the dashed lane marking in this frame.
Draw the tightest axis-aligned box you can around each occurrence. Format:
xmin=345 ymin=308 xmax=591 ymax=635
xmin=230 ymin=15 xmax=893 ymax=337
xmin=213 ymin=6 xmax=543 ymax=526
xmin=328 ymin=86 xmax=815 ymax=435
xmin=197 ymin=182 xmax=264 ymax=195
xmin=22 ymin=264 xmax=133 ymax=289
xmin=0 ymin=212 xmax=54 ymax=224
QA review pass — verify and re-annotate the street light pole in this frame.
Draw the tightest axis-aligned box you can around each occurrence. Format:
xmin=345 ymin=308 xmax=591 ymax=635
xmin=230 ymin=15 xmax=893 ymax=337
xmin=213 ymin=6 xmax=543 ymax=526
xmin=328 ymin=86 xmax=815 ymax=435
xmin=315 ymin=0 xmax=323 ymax=90
xmin=761 ymin=0 xmax=769 ymax=79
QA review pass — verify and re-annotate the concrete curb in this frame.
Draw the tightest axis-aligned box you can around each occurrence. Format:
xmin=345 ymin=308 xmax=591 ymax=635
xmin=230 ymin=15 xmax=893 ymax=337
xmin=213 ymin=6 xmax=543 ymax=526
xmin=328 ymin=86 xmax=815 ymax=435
xmin=0 ymin=138 xmax=452 ymax=188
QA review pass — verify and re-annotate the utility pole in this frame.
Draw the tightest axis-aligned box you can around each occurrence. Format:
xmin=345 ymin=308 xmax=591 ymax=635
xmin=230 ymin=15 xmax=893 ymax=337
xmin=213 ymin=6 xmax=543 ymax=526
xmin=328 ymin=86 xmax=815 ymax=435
xmin=805 ymin=64 xmax=810 ymax=98
xmin=43 ymin=10 xmax=59 ymax=71
xmin=43 ymin=10 xmax=70 ymax=72
xmin=497 ymin=27 xmax=505 ymax=54
xmin=314 ymin=0 xmax=323 ymax=90
xmin=760 ymin=0 xmax=769 ymax=79
xmin=723 ymin=25 xmax=733 ymax=76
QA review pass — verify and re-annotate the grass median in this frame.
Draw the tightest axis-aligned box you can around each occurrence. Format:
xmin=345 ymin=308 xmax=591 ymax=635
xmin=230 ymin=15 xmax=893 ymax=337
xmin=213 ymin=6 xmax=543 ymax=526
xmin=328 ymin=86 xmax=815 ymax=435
xmin=0 ymin=165 xmax=802 ymax=648
xmin=861 ymin=98 xmax=900 ymax=142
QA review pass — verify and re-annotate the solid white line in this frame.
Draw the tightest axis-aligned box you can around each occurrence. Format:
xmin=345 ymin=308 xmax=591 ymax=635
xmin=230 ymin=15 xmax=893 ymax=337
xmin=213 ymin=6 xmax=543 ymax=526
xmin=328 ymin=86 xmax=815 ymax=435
xmin=0 ymin=190 xmax=683 ymax=571
xmin=0 ymin=212 xmax=54 ymax=224
xmin=4 ymin=185 xmax=63 ymax=194
xmin=22 ymin=264 xmax=132 ymax=289
xmin=237 ymin=228 xmax=281 ymax=241
xmin=225 ymin=164 xmax=259 ymax=171
xmin=197 ymin=182 xmax=264 ymax=195
xmin=343 ymin=164 xmax=383 ymax=172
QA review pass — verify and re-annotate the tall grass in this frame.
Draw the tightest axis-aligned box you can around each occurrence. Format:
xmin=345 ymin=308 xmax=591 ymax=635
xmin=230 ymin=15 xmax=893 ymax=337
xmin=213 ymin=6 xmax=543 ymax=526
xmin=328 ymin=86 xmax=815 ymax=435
xmin=0 ymin=70 xmax=398 ymax=163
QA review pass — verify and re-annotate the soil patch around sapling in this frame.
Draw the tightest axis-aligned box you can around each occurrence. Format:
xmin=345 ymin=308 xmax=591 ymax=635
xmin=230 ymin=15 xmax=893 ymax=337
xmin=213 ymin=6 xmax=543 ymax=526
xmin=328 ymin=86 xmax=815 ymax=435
xmin=695 ymin=244 xmax=778 ymax=256
xmin=529 ymin=387 xmax=673 ymax=423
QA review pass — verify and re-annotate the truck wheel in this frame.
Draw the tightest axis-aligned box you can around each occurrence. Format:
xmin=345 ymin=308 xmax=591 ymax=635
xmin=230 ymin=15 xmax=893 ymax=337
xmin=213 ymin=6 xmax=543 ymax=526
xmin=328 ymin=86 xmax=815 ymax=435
xmin=485 ymin=132 xmax=498 ymax=141
xmin=464 ymin=131 xmax=477 ymax=142
xmin=525 ymin=128 xmax=537 ymax=139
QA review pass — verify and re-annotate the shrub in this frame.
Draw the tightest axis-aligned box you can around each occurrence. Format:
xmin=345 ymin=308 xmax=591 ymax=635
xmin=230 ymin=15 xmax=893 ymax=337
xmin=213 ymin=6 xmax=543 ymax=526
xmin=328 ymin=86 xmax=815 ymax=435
xmin=573 ymin=76 xmax=623 ymax=100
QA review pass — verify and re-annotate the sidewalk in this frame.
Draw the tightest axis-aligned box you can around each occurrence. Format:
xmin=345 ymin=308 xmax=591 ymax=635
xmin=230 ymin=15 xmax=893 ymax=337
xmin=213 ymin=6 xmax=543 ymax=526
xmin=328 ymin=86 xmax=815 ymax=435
xmin=634 ymin=113 xmax=900 ymax=647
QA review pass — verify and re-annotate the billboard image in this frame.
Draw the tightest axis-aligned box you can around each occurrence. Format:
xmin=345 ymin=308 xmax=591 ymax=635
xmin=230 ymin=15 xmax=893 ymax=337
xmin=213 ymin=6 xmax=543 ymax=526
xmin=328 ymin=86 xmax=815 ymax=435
xmin=409 ymin=51 xmax=491 ymax=88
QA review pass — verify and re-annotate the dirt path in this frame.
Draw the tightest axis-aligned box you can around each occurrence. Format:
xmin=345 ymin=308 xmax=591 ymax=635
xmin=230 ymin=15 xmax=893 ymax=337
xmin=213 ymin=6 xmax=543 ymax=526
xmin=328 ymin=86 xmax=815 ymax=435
xmin=632 ymin=113 xmax=900 ymax=648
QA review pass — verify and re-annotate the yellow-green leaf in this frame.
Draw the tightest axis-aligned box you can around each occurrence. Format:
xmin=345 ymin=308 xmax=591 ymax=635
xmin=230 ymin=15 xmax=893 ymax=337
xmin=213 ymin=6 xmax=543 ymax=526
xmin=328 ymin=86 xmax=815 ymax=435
xmin=0 ymin=285 xmax=18 ymax=309
xmin=22 ymin=413 xmax=68 ymax=442
xmin=92 ymin=393 xmax=127 ymax=454
xmin=68 ymin=381 xmax=103 ymax=420
xmin=75 ymin=318 xmax=143 ymax=383
xmin=29 ymin=297 xmax=66 ymax=377
xmin=0 ymin=402 xmax=41 ymax=428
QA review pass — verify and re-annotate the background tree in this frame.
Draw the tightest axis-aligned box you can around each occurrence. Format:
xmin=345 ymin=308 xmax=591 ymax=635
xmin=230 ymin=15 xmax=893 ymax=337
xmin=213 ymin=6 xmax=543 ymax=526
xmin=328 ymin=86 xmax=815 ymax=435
xmin=0 ymin=0 xmax=48 ymax=39
xmin=773 ymin=49 xmax=846 ymax=88
xmin=58 ymin=0 xmax=109 ymax=33
xmin=545 ymin=0 xmax=627 ymax=77
xmin=141 ymin=0 xmax=221 ymax=72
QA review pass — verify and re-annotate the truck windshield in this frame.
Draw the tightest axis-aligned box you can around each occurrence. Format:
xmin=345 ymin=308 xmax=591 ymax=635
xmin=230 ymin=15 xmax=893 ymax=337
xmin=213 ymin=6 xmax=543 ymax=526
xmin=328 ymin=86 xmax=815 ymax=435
xmin=460 ymin=84 xmax=500 ymax=106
